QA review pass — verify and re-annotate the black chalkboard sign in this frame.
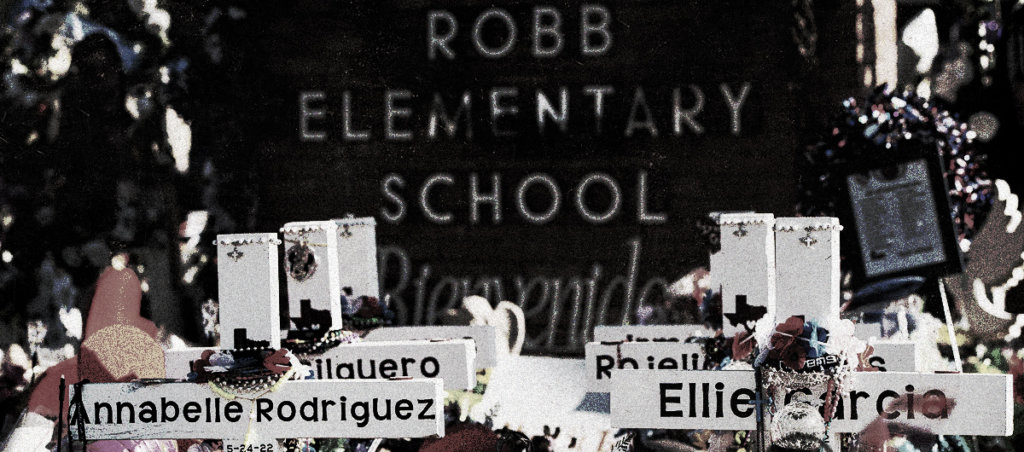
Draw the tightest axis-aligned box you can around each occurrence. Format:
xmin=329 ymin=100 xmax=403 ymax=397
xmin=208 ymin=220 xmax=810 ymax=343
xmin=241 ymin=0 xmax=807 ymax=353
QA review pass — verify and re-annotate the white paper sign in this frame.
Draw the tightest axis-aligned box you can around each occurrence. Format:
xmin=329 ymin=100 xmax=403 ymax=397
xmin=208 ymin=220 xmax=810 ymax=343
xmin=716 ymin=213 xmax=776 ymax=335
xmin=585 ymin=341 xmax=706 ymax=392
xmin=774 ymin=217 xmax=842 ymax=325
xmin=282 ymin=221 xmax=343 ymax=331
xmin=611 ymin=370 xmax=1012 ymax=436
xmin=216 ymin=233 xmax=282 ymax=349
xmin=333 ymin=216 xmax=380 ymax=299
xmin=364 ymin=326 xmax=496 ymax=369
xmin=593 ymin=325 xmax=710 ymax=343
xmin=307 ymin=340 xmax=475 ymax=390
xmin=855 ymin=321 xmax=883 ymax=340
xmin=866 ymin=341 xmax=918 ymax=372
xmin=69 ymin=379 xmax=445 ymax=440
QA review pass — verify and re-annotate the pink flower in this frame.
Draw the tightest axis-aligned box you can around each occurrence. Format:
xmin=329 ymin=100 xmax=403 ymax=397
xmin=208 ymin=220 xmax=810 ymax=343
xmin=768 ymin=316 xmax=804 ymax=360
xmin=1010 ymin=356 xmax=1024 ymax=405
xmin=263 ymin=349 xmax=291 ymax=375
xmin=780 ymin=343 xmax=807 ymax=370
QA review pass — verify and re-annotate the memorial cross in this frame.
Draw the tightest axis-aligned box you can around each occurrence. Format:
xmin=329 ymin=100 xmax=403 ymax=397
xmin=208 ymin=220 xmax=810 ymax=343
xmin=168 ymin=226 xmax=477 ymax=390
xmin=281 ymin=221 xmax=343 ymax=332
xmin=73 ymin=229 xmax=452 ymax=451
xmin=332 ymin=216 xmax=380 ymax=300
xmin=717 ymin=213 xmax=776 ymax=335
xmin=608 ymin=215 xmax=1013 ymax=441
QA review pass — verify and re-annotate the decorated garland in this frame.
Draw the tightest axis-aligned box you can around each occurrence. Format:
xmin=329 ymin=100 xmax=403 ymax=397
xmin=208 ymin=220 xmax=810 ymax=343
xmin=282 ymin=328 xmax=361 ymax=358
xmin=797 ymin=86 xmax=993 ymax=246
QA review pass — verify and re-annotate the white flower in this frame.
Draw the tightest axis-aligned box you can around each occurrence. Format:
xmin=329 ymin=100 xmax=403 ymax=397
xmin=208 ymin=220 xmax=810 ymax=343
xmin=822 ymin=318 xmax=866 ymax=363
xmin=59 ymin=306 xmax=82 ymax=340
xmin=753 ymin=313 xmax=776 ymax=347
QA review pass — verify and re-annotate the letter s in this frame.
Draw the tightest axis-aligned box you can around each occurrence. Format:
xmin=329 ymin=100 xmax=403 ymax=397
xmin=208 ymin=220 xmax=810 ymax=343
xmin=382 ymin=173 xmax=407 ymax=223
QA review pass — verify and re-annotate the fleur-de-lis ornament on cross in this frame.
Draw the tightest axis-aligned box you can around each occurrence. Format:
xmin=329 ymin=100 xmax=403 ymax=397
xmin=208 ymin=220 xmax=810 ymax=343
xmin=799 ymin=229 xmax=817 ymax=247
xmin=734 ymin=223 xmax=749 ymax=238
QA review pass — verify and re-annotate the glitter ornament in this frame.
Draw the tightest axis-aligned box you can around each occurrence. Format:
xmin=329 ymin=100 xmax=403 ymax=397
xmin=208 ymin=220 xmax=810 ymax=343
xmin=770 ymin=394 xmax=826 ymax=450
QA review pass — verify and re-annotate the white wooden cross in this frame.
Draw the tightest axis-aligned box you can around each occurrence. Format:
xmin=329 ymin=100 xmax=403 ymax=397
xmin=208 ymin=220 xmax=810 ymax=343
xmin=717 ymin=213 xmax=777 ymax=336
xmin=166 ymin=226 xmax=477 ymax=432
xmin=605 ymin=214 xmax=1013 ymax=440
xmin=216 ymin=233 xmax=283 ymax=349
xmin=333 ymin=215 xmax=380 ymax=300
xmin=329 ymin=215 xmax=495 ymax=375
xmin=583 ymin=217 xmax=913 ymax=392
xmin=168 ymin=224 xmax=477 ymax=390
xmin=73 ymin=221 xmax=473 ymax=450
xmin=278 ymin=218 xmax=476 ymax=390
xmin=281 ymin=221 xmax=344 ymax=332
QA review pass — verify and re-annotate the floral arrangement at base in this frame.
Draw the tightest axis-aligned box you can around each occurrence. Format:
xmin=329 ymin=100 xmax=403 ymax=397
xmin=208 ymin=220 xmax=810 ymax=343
xmin=186 ymin=347 xmax=301 ymax=399
xmin=747 ymin=315 xmax=868 ymax=451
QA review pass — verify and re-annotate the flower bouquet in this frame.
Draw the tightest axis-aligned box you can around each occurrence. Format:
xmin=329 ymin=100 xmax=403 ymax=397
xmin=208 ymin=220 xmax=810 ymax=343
xmin=748 ymin=315 xmax=871 ymax=450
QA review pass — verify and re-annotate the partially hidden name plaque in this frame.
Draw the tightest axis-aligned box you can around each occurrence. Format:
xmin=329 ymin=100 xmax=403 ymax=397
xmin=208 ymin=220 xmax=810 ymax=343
xmin=363 ymin=325 xmax=497 ymax=369
xmin=307 ymin=339 xmax=475 ymax=390
xmin=585 ymin=341 xmax=706 ymax=393
xmin=866 ymin=341 xmax=918 ymax=372
xmin=592 ymin=325 xmax=710 ymax=343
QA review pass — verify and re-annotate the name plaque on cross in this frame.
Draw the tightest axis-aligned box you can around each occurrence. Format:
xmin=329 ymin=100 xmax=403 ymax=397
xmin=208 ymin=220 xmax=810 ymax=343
xmin=866 ymin=341 xmax=918 ymax=372
xmin=610 ymin=370 xmax=1012 ymax=436
xmin=333 ymin=216 xmax=380 ymax=299
xmin=305 ymin=339 xmax=475 ymax=390
xmin=364 ymin=325 xmax=497 ymax=369
xmin=281 ymin=221 xmax=343 ymax=331
xmin=774 ymin=217 xmax=842 ymax=324
xmin=69 ymin=379 xmax=445 ymax=442
xmin=585 ymin=341 xmax=706 ymax=393
xmin=164 ymin=339 xmax=476 ymax=390
xmin=216 ymin=233 xmax=283 ymax=349
xmin=592 ymin=325 xmax=709 ymax=343
xmin=716 ymin=213 xmax=776 ymax=334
